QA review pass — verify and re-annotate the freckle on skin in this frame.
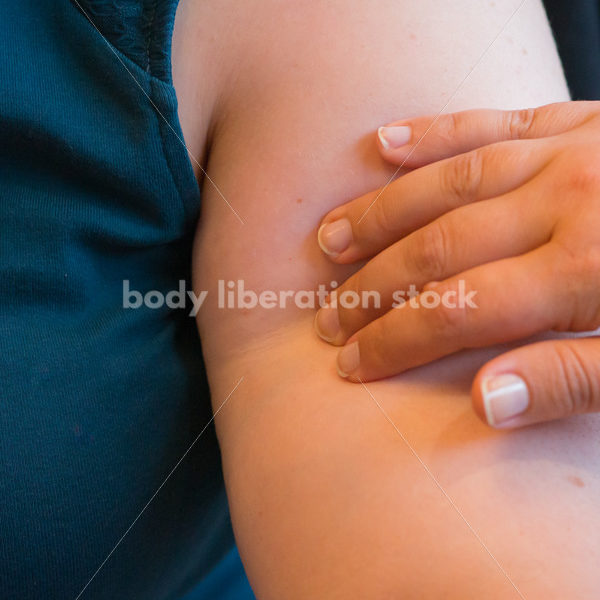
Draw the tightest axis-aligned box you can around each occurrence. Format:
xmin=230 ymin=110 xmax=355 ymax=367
xmin=567 ymin=475 xmax=585 ymax=488
xmin=296 ymin=198 xmax=303 ymax=204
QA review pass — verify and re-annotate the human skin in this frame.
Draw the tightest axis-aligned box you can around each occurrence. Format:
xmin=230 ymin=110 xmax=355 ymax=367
xmin=172 ymin=1 xmax=600 ymax=598
xmin=315 ymin=101 xmax=600 ymax=429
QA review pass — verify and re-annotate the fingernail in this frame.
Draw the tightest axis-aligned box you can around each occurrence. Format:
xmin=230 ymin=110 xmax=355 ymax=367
xmin=378 ymin=125 xmax=412 ymax=150
xmin=314 ymin=305 xmax=341 ymax=343
xmin=337 ymin=341 xmax=360 ymax=378
xmin=481 ymin=374 xmax=530 ymax=427
xmin=318 ymin=219 xmax=353 ymax=257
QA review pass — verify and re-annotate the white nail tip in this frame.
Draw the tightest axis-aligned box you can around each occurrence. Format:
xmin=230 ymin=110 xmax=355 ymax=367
xmin=377 ymin=125 xmax=411 ymax=150
xmin=378 ymin=127 xmax=391 ymax=150
xmin=481 ymin=374 xmax=530 ymax=427
xmin=317 ymin=224 xmax=339 ymax=257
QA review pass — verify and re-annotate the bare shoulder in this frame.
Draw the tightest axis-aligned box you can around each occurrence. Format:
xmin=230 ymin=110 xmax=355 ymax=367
xmin=172 ymin=0 xmax=568 ymax=181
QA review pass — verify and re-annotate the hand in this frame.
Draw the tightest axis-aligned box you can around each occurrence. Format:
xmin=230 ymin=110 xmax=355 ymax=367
xmin=315 ymin=101 xmax=600 ymax=429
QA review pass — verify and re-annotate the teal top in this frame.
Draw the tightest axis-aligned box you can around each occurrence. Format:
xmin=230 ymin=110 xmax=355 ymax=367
xmin=0 ymin=1 xmax=252 ymax=598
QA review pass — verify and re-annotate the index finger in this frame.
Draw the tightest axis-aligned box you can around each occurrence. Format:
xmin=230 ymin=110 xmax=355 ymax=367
xmin=318 ymin=138 xmax=550 ymax=263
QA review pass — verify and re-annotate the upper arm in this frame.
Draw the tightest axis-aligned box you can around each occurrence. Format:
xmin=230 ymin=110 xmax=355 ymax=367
xmin=186 ymin=2 xmax=600 ymax=598
xmin=194 ymin=0 xmax=569 ymax=360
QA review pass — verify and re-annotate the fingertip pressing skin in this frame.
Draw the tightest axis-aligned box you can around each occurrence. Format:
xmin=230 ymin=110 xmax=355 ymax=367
xmin=318 ymin=123 xmax=411 ymax=261
xmin=317 ymin=218 xmax=353 ymax=257
xmin=314 ymin=303 xmax=342 ymax=344
xmin=337 ymin=340 xmax=360 ymax=379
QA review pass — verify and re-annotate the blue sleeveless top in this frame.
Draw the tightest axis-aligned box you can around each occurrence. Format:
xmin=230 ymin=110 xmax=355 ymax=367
xmin=0 ymin=1 xmax=252 ymax=598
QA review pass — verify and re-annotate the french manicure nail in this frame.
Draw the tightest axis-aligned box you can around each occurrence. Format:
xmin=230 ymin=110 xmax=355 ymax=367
xmin=481 ymin=374 xmax=530 ymax=427
xmin=318 ymin=219 xmax=353 ymax=257
xmin=337 ymin=341 xmax=360 ymax=378
xmin=378 ymin=125 xmax=412 ymax=150
xmin=314 ymin=305 xmax=341 ymax=343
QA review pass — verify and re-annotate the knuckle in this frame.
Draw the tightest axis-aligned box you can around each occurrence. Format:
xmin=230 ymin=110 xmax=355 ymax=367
xmin=435 ymin=111 xmax=462 ymax=145
xmin=427 ymin=285 xmax=470 ymax=338
xmin=505 ymin=107 xmax=537 ymax=139
xmin=568 ymin=248 xmax=600 ymax=329
xmin=554 ymin=148 xmax=600 ymax=195
xmin=408 ymin=222 xmax=448 ymax=280
xmin=587 ymin=111 xmax=600 ymax=130
xmin=578 ymin=247 xmax=600 ymax=280
xmin=566 ymin=159 xmax=600 ymax=194
xmin=548 ymin=242 xmax=600 ymax=331
xmin=555 ymin=240 xmax=600 ymax=288
xmin=441 ymin=150 xmax=483 ymax=205
xmin=553 ymin=342 xmax=599 ymax=415
xmin=372 ymin=190 xmax=398 ymax=236
xmin=564 ymin=105 xmax=600 ymax=135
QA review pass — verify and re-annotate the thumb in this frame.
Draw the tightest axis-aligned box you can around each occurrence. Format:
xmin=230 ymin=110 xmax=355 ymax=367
xmin=472 ymin=337 xmax=600 ymax=429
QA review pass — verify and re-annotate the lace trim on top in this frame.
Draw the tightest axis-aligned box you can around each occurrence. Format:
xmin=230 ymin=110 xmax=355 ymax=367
xmin=71 ymin=0 xmax=179 ymax=82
